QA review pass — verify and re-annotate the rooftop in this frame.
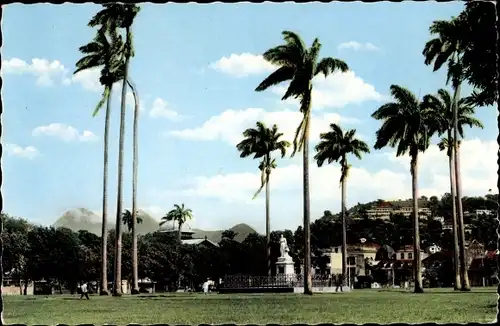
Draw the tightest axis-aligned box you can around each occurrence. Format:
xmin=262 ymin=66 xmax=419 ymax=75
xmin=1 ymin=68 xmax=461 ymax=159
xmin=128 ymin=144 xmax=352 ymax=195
xmin=158 ymin=220 xmax=195 ymax=234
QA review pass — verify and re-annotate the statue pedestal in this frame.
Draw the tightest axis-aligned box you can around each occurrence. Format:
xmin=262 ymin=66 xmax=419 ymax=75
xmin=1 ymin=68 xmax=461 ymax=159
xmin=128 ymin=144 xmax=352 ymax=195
xmin=275 ymin=255 xmax=295 ymax=275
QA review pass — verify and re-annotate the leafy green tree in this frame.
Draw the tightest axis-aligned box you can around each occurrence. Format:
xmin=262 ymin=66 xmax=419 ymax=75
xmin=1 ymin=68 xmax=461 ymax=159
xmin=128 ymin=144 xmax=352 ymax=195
xmin=423 ymin=88 xmax=483 ymax=290
xmin=372 ymin=85 xmax=437 ymax=293
xmin=221 ymin=230 xmax=238 ymax=241
xmin=314 ymin=123 xmax=370 ymax=286
xmin=160 ymin=204 xmax=193 ymax=242
xmin=456 ymin=2 xmax=497 ymax=107
xmin=122 ymin=209 xmax=144 ymax=232
xmin=0 ymin=213 xmax=5 ymax=324
xmin=88 ymin=3 xmax=141 ymax=297
xmin=255 ymin=31 xmax=349 ymax=294
xmin=236 ymin=121 xmax=290 ymax=275
xmin=1 ymin=215 xmax=31 ymax=295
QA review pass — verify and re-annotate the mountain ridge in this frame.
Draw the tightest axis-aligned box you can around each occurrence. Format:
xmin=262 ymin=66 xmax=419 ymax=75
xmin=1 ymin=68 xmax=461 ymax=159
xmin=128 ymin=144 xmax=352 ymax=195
xmin=53 ymin=208 xmax=257 ymax=243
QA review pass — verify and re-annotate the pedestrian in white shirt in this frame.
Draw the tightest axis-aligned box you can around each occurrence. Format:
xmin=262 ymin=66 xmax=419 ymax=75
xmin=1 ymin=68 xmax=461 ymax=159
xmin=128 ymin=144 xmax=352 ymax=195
xmin=80 ymin=282 xmax=90 ymax=300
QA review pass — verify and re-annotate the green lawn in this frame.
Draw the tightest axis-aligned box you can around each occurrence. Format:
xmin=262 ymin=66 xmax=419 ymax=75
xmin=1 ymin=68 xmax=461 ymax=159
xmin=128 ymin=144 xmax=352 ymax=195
xmin=4 ymin=287 xmax=497 ymax=325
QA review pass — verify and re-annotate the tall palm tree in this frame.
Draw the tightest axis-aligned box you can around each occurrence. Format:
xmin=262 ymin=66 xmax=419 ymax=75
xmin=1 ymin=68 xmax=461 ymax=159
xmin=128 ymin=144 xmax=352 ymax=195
xmin=88 ymin=3 xmax=141 ymax=297
xmin=372 ymin=85 xmax=438 ymax=293
xmin=423 ymin=17 xmax=472 ymax=291
xmin=255 ymin=31 xmax=349 ymax=294
xmin=121 ymin=209 xmax=144 ymax=233
xmin=236 ymin=121 xmax=290 ymax=276
xmin=160 ymin=204 xmax=193 ymax=242
xmin=314 ymin=123 xmax=370 ymax=287
xmin=126 ymin=77 xmax=140 ymax=295
xmin=74 ymin=27 xmax=124 ymax=296
xmin=423 ymin=89 xmax=483 ymax=290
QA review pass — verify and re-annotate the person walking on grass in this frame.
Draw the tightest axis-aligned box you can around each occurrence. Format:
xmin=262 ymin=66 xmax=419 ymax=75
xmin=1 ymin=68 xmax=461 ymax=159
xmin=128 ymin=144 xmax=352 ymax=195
xmin=80 ymin=282 xmax=90 ymax=300
xmin=202 ymin=279 xmax=210 ymax=294
xmin=335 ymin=274 xmax=344 ymax=292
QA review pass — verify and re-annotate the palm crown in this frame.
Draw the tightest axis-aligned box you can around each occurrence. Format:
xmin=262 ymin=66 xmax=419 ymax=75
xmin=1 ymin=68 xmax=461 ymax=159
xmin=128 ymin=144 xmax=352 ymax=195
xmin=372 ymin=85 xmax=436 ymax=157
xmin=314 ymin=123 xmax=370 ymax=183
xmin=74 ymin=29 xmax=124 ymax=116
xmin=255 ymin=31 xmax=349 ymax=155
xmin=121 ymin=209 xmax=143 ymax=232
xmin=160 ymin=204 xmax=193 ymax=230
xmin=422 ymin=88 xmax=483 ymax=156
xmin=237 ymin=121 xmax=290 ymax=198
xmin=422 ymin=17 xmax=466 ymax=89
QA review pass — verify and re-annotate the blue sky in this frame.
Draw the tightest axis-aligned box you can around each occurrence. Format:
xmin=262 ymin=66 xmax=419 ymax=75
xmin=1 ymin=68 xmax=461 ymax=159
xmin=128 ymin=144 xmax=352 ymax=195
xmin=2 ymin=3 xmax=497 ymax=232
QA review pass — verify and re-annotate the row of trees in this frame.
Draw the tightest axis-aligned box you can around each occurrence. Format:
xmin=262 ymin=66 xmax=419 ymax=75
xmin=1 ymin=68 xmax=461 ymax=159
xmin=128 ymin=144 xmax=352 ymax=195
xmin=234 ymin=1 xmax=496 ymax=295
xmin=1 ymin=200 xmax=496 ymax=293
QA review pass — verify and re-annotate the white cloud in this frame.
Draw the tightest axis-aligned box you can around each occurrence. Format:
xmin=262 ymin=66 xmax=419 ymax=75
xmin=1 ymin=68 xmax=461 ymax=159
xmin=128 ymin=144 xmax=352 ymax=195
xmin=141 ymin=205 xmax=165 ymax=218
xmin=79 ymin=130 xmax=100 ymax=142
xmin=4 ymin=143 xmax=40 ymax=160
xmin=386 ymin=138 xmax=498 ymax=196
xmin=209 ymin=53 xmax=276 ymax=77
xmin=149 ymin=98 xmax=182 ymax=120
xmin=2 ymin=58 xmax=69 ymax=86
xmin=167 ymin=108 xmax=360 ymax=146
xmin=70 ymin=68 xmax=102 ymax=92
xmin=32 ymin=123 xmax=99 ymax=142
xmin=271 ymin=71 xmax=384 ymax=110
xmin=337 ymin=41 xmax=380 ymax=52
xmin=167 ymin=138 xmax=496 ymax=230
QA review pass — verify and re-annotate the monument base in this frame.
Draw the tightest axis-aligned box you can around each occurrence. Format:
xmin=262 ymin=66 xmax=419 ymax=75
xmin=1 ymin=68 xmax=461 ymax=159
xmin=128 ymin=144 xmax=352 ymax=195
xmin=275 ymin=256 xmax=295 ymax=275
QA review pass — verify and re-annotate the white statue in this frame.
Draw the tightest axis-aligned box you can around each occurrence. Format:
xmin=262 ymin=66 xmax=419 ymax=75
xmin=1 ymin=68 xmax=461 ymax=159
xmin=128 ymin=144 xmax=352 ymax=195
xmin=279 ymin=234 xmax=290 ymax=257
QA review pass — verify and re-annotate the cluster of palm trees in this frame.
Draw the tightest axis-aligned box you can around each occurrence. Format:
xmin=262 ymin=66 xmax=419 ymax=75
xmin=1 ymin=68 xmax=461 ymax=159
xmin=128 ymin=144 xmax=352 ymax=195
xmin=74 ymin=4 xmax=141 ymax=296
xmin=69 ymin=3 xmax=491 ymax=299
xmin=239 ymin=25 xmax=485 ymax=294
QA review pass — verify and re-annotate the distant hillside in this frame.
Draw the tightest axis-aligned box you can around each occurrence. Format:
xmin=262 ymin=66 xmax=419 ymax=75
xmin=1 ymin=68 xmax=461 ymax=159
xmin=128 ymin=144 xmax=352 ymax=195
xmin=53 ymin=208 xmax=257 ymax=242
xmin=192 ymin=223 xmax=257 ymax=243
xmin=53 ymin=208 xmax=161 ymax=235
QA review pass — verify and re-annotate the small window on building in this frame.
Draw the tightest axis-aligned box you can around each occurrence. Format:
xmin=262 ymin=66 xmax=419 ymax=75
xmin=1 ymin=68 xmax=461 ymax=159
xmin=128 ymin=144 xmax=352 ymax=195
xmin=334 ymin=247 xmax=339 ymax=253
xmin=347 ymin=256 xmax=356 ymax=265
xmin=400 ymin=253 xmax=405 ymax=260
xmin=408 ymin=252 xmax=413 ymax=259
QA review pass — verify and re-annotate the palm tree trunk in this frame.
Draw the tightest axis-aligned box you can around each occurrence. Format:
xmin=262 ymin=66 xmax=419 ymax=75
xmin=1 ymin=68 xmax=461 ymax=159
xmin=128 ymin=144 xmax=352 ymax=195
xmin=100 ymin=85 xmax=112 ymax=296
xmin=178 ymin=222 xmax=182 ymax=243
xmin=265 ymin=165 xmax=271 ymax=276
xmin=410 ymin=151 xmax=424 ymax=293
xmin=113 ymin=28 xmax=132 ymax=297
xmin=128 ymin=79 xmax=140 ymax=295
xmin=455 ymin=142 xmax=471 ymax=291
xmin=303 ymin=88 xmax=312 ymax=296
xmin=340 ymin=170 xmax=348 ymax=288
xmin=451 ymin=82 xmax=471 ymax=291
xmin=447 ymin=139 xmax=461 ymax=291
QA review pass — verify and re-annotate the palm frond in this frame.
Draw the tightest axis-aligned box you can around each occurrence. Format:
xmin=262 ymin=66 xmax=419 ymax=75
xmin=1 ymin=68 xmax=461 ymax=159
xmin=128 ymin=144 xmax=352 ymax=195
xmin=255 ymin=66 xmax=294 ymax=92
xmin=314 ymin=57 xmax=349 ymax=77
xmin=92 ymin=85 xmax=111 ymax=117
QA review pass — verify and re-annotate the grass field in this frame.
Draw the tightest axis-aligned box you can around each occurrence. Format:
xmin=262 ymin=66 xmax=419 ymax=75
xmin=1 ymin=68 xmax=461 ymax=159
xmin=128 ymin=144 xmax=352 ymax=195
xmin=4 ymin=287 xmax=497 ymax=325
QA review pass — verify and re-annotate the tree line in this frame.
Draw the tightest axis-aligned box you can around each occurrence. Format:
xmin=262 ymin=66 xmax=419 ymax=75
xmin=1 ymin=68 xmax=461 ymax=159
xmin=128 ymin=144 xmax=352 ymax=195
xmin=1 ymin=191 xmax=496 ymax=293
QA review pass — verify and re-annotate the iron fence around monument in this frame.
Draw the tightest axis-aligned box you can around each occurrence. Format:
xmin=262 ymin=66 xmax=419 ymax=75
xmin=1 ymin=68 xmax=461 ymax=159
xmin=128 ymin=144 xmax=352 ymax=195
xmin=220 ymin=274 xmax=332 ymax=289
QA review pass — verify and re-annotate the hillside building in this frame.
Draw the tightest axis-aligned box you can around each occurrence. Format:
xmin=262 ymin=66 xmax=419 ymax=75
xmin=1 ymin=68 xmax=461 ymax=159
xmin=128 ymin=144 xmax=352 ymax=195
xmin=365 ymin=199 xmax=431 ymax=220
xmin=157 ymin=221 xmax=218 ymax=247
